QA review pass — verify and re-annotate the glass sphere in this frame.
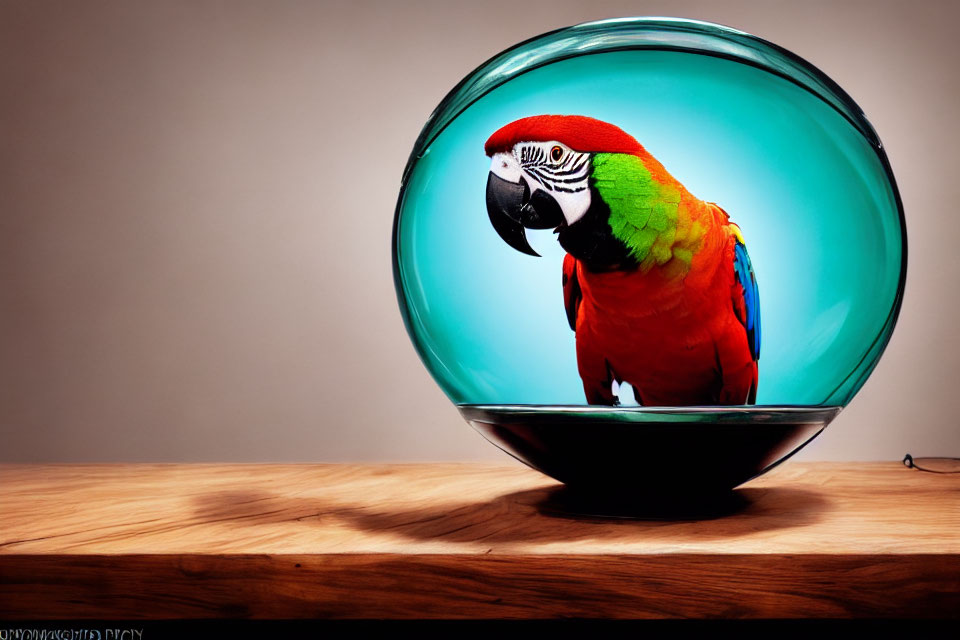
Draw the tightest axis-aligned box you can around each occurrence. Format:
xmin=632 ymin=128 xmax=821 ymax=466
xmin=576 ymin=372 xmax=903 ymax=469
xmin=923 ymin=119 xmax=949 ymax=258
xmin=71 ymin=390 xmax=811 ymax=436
xmin=393 ymin=18 xmax=906 ymax=495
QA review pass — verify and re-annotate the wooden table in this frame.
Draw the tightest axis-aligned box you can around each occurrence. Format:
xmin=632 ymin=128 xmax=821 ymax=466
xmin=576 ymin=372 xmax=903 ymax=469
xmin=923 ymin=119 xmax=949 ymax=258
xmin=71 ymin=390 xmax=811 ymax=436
xmin=1 ymin=462 xmax=958 ymax=620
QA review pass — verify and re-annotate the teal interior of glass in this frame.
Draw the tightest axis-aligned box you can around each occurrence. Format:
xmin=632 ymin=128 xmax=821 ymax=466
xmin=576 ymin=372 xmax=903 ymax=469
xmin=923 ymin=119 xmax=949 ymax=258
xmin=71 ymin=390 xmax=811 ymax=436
xmin=394 ymin=18 xmax=905 ymax=407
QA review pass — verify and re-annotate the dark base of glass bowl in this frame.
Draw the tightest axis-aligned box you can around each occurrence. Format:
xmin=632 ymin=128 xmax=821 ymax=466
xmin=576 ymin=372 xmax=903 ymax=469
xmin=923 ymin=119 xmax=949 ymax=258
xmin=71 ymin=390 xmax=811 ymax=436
xmin=459 ymin=405 xmax=841 ymax=510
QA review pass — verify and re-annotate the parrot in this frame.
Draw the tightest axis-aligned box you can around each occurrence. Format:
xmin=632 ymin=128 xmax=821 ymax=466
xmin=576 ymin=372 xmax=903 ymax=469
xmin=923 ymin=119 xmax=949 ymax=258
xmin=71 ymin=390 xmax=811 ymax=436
xmin=484 ymin=115 xmax=760 ymax=406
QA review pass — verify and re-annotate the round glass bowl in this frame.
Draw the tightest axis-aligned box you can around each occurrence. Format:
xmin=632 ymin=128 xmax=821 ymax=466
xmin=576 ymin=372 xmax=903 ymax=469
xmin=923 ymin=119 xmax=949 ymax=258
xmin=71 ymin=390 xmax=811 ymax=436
xmin=393 ymin=18 xmax=906 ymax=496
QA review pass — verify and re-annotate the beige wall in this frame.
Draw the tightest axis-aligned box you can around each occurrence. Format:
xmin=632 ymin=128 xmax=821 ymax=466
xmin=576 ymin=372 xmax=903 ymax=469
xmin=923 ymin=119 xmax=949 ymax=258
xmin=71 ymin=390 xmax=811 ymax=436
xmin=1 ymin=0 xmax=957 ymax=462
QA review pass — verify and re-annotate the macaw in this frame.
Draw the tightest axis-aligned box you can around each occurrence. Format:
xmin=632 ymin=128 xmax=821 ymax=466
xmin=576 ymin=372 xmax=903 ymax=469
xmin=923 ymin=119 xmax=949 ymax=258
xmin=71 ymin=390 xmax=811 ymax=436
xmin=484 ymin=115 xmax=760 ymax=406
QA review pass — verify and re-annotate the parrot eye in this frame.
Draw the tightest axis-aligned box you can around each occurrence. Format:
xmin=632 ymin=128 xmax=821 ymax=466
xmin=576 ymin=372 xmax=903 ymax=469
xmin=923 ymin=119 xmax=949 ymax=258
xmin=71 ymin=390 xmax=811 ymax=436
xmin=550 ymin=145 xmax=564 ymax=162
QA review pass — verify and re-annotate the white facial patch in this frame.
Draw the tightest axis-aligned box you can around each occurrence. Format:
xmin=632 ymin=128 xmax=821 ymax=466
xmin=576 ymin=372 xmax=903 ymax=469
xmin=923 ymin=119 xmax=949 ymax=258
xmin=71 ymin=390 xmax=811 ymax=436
xmin=490 ymin=142 xmax=592 ymax=226
xmin=490 ymin=151 xmax=523 ymax=184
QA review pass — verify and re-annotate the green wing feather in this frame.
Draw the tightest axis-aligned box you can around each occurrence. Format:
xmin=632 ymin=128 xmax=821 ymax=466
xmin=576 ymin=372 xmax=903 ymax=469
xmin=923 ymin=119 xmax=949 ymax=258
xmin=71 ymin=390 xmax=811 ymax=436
xmin=592 ymin=153 xmax=681 ymax=267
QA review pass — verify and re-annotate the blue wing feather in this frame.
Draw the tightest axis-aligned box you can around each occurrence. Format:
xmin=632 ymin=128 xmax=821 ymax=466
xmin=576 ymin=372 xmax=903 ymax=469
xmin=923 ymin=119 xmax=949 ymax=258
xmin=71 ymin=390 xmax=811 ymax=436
xmin=733 ymin=238 xmax=761 ymax=361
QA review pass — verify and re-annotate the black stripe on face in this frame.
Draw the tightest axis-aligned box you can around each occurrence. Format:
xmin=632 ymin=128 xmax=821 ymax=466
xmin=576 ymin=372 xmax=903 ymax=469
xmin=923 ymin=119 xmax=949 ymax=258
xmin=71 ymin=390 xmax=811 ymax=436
xmin=526 ymin=167 xmax=555 ymax=191
xmin=547 ymin=175 xmax=589 ymax=184
xmin=538 ymin=165 xmax=586 ymax=178
xmin=527 ymin=167 xmax=589 ymax=193
xmin=540 ymin=155 xmax=588 ymax=175
xmin=513 ymin=143 xmax=591 ymax=194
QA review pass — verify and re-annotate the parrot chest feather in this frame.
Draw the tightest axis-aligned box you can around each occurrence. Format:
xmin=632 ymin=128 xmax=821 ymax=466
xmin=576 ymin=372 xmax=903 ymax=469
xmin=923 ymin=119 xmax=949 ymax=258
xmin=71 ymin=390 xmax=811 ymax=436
xmin=570 ymin=219 xmax=753 ymax=406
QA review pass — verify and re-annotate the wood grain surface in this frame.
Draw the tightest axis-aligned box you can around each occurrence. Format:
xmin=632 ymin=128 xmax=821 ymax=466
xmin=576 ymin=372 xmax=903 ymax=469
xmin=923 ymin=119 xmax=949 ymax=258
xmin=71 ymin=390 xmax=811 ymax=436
xmin=1 ymin=462 xmax=958 ymax=619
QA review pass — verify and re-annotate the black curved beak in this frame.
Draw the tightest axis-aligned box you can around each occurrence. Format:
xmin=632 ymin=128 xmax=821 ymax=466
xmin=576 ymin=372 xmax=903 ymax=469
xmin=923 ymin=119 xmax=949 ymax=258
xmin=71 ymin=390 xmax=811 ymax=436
xmin=486 ymin=172 xmax=565 ymax=257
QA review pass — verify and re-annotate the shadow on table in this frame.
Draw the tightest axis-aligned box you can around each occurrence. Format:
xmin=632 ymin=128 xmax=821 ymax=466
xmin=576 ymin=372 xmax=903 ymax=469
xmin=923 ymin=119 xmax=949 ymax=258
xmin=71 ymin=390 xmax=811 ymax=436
xmin=190 ymin=482 xmax=829 ymax=544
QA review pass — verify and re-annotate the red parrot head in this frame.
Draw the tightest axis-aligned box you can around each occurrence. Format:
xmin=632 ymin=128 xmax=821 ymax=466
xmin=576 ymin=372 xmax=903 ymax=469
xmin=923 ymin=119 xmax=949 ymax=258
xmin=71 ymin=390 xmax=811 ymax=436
xmin=483 ymin=115 xmax=648 ymax=265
